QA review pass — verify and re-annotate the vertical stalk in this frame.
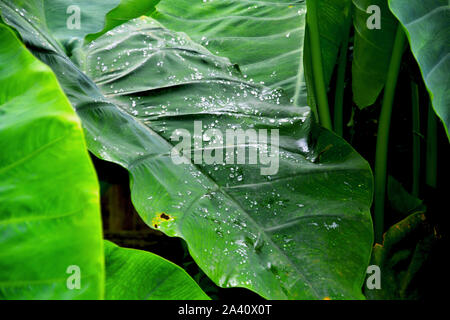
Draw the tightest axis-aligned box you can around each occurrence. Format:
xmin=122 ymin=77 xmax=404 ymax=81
xmin=411 ymin=81 xmax=421 ymax=197
xmin=426 ymin=104 xmax=437 ymax=188
xmin=333 ymin=6 xmax=352 ymax=137
xmin=302 ymin=48 xmax=320 ymax=121
xmin=374 ymin=26 xmax=406 ymax=243
xmin=307 ymin=0 xmax=332 ymax=130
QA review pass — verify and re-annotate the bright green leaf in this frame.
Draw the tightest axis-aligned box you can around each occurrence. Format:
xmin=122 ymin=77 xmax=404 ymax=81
xmin=0 ymin=23 xmax=104 ymax=299
xmin=104 ymin=241 xmax=209 ymax=300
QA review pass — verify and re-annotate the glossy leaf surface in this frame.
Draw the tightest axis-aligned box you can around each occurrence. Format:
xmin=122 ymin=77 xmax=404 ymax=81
xmin=78 ymin=18 xmax=373 ymax=299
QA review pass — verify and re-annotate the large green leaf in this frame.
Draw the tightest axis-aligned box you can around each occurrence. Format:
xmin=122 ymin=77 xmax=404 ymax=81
xmin=303 ymin=0 xmax=352 ymax=114
xmin=388 ymin=0 xmax=450 ymax=139
xmin=151 ymin=0 xmax=308 ymax=105
xmin=352 ymin=0 xmax=398 ymax=108
xmin=0 ymin=24 xmax=104 ymax=299
xmin=104 ymin=241 xmax=209 ymax=300
xmin=1 ymin=4 xmax=374 ymax=299
xmin=77 ymin=18 xmax=373 ymax=300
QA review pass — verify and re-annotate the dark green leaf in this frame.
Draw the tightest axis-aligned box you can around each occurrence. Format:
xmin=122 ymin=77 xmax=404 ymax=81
xmin=78 ymin=18 xmax=373 ymax=300
xmin=365 ymin=212 xmax=433 ymax=300
xmin=352 ymin=0 xmax=398 ymax=108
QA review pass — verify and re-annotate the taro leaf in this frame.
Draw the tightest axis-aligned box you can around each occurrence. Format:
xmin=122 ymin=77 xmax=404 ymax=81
xmin=303 ymin=0 xmax=352 ymax=114
xmin=77 ymin=18 xmax=373 ymax=299
xmin=388 ymin=0 xmax=450 ymax=140
xmin=1 ymin=6 xmax=374 ymax=299
xmin=0 ymin=24 xmax=103 ymax=299
xmin=0 ymin=0 xmax=120 ymax=50
xmin=104 ymin=241 xmax=209 ymax=300
xmin=352 ymin=0 xmax=398 ymax=108
xmin=85 ymin=0 xmax=160 ymax=42
xmin=151 ymin=0 xmax=308 ymax=105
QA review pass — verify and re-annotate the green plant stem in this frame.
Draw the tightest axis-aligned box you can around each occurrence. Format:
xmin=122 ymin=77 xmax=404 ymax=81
xmin=333 ymin=7 xmax=352 ymax=137
xmin=307 ymin=0 xmax=332 ymax=130
xmin=411 ymin=81 xmax=421 ymax=197
xmin=426 ymin=103 xmax=437 ymax=188
xmin=374 ymin=26 xmax=406 ymax=244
